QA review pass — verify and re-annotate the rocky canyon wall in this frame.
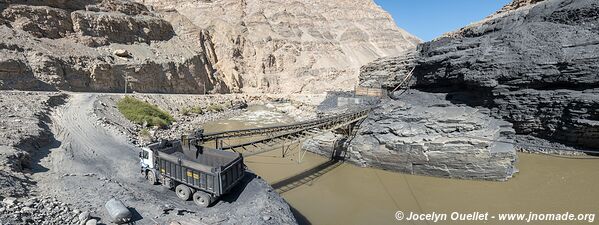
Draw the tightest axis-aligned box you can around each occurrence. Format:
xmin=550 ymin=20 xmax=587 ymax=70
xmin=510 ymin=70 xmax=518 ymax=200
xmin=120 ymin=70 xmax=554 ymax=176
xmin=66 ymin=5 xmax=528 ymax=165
xmin=137 ymin=0 xmax=420 ymax=93
xmin=360 ymin=0 xmax=599 ymax=150
xmin=0 ymin=0 xmax=420 ymax=94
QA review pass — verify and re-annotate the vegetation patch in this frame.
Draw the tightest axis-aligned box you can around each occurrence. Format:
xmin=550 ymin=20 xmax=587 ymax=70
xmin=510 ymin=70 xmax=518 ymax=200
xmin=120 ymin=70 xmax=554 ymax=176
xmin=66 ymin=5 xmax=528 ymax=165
xmin=117 ymin=96 xmax=174 ymax=128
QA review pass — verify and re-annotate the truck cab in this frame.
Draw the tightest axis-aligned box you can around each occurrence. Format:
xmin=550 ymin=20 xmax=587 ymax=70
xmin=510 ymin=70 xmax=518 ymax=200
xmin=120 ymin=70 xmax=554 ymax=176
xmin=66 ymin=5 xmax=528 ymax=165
xmin=139 ymin=147 xmax=154 ymax=171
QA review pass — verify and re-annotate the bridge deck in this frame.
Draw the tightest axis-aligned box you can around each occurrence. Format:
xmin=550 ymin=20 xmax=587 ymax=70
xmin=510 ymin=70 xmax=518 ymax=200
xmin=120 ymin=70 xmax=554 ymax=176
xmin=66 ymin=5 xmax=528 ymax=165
xmin=201 ymin=108 xmax=371 ymax=141
xmin=200 ymin=108 xmax=371 ymax=157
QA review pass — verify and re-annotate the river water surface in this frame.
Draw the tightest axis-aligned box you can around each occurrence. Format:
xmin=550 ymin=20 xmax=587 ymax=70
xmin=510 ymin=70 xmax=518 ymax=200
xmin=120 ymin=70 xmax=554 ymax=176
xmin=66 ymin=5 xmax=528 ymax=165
xmin=203 ymin=105 xmax=599 ymax=225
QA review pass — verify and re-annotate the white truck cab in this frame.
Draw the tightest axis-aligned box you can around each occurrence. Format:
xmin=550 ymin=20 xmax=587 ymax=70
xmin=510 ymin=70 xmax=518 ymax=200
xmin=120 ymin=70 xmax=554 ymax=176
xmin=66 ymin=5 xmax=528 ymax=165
xmin=139 ymin=147 xmax=154 ymax=170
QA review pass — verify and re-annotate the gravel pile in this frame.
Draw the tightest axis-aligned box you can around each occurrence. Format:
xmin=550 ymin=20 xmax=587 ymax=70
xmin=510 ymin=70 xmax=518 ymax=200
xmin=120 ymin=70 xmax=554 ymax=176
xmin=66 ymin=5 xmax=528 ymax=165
xmin=0 ymin=196 xmax=96 ymax=225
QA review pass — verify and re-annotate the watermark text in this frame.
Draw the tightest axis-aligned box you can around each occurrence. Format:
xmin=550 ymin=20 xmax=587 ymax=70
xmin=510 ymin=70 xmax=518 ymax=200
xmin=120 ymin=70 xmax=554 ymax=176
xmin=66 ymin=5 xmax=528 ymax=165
xmin=394 ymin=211 xmax=595 ymax=223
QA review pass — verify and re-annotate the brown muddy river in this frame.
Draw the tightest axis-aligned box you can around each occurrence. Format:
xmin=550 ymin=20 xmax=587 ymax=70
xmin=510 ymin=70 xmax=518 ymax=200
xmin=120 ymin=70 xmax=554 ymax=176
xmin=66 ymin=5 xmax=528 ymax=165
xmin=203 ymin=105 xmax=599 ymax=225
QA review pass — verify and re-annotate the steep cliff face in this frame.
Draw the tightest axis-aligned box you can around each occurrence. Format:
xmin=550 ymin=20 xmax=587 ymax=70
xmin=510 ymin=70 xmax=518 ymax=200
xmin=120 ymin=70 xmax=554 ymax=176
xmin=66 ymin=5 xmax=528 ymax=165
xmin=1 ymin=0 xmax=418 ymax=94
xmin=0 ymin=0 xmax=229 ymax=93
xmin=138 ymin=0 xmax=420 ymax=93
xmin=360 ymin=0 xmax=599 ymax=150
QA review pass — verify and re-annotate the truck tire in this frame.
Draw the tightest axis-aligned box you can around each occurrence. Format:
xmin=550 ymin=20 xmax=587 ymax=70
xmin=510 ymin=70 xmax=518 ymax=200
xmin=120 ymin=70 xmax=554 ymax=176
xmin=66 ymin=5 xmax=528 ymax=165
xmin=192 ymin=191 xmax=212 ymax=208
xmin=146 ymin=171 xmax=157 ymax=185
xmin=175 ymin=184 xmax=191 ymax=201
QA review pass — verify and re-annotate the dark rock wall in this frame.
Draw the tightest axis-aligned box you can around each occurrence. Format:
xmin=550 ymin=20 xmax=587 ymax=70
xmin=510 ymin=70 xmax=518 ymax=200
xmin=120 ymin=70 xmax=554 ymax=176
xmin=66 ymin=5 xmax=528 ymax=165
xmin=363 ymin=0 xmax=599 ymax=149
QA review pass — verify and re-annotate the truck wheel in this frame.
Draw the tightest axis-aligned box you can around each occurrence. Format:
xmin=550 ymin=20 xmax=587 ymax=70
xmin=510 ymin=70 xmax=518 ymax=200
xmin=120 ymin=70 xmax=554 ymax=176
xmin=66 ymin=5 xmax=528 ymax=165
xmin=192 ymin=191 xmax=212 ymax=208
xmin=175 ymin=184 xmax=192 ymax=201
xmin=146 ymin=171 xmax=157 ymax=185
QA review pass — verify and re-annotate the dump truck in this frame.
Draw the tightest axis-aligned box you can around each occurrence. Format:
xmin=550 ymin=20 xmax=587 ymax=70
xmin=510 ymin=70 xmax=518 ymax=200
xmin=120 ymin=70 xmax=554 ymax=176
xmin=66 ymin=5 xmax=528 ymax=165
xmin=139 ymin=130 xmax=245 ymax=207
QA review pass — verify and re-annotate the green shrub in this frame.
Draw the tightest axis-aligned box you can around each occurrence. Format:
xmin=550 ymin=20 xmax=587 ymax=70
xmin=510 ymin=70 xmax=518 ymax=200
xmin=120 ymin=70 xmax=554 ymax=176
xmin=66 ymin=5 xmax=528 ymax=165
xmin=207 ymin=103 xmax=225 ymax=112
xmin=117 ymin=96 xmax=174 ymax=128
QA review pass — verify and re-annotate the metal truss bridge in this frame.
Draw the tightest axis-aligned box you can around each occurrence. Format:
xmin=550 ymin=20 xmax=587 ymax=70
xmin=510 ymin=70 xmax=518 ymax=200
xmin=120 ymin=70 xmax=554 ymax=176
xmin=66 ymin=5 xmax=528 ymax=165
xmin=195 ymin=108 xmax=371 ymax=161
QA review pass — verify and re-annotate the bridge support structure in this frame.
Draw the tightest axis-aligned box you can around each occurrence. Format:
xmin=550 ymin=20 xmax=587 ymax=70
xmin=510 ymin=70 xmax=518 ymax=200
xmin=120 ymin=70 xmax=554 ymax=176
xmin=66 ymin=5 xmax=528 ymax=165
xmin=192 ymin=108 xmax=372 ymax=160
xmin=328 ymin=117 xmax=367 ymax=161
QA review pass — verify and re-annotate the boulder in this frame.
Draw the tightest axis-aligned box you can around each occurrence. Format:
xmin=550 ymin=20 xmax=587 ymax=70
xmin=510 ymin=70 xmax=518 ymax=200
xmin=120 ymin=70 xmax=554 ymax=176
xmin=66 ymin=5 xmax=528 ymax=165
xmin=78 ymin=211 xmax=90 ymax=223
xmin=113 ymin=49 xmax=131 ymax=58
xmin=105 ymin=198 xmax=131 ymax=224
xmin=2 ymin=197 xmax=17 ymax=206
xmin=85 ymin=219 xmax=98 ymax=225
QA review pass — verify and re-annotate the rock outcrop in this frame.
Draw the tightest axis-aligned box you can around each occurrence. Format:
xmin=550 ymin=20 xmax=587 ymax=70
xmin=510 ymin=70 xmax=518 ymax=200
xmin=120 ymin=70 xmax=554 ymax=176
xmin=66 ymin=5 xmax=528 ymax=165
xmin=358 ymin=50 xmax=419 ymax=89
xmin=0 ymin=0 xmax=228 ymax=93
xmin=305 ymin=90 xmax=518 ymax=181
xmin=495 ymin=0 xmax=546 ymax=14
xmin=137 ymin=0 xmax=420 ymax=93
xmin=70 ymin=10 xmax=174 ymax=44
xmin=359 ymin=0 xmax=599 ymax=150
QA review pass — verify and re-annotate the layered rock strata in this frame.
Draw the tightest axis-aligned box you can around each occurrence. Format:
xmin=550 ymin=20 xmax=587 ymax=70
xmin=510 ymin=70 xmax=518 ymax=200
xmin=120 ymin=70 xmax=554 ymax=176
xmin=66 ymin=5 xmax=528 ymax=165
xmin=1 ymin=0 xmax=420 ymax=94
xmin=359 ymin=0 xmax=599 ymax=150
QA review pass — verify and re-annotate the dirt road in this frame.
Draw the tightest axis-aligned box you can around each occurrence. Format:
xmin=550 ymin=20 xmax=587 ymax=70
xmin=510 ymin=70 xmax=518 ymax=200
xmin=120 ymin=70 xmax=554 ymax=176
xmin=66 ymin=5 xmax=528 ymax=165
xmin=32 ymin=93 xmax=296 ymax=224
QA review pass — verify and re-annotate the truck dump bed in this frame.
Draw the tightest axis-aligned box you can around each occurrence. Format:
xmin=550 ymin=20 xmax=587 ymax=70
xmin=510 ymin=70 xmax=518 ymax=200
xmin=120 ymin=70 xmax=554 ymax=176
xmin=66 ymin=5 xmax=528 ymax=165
xmin=149 ymin=140 xmax=239 ymax=168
